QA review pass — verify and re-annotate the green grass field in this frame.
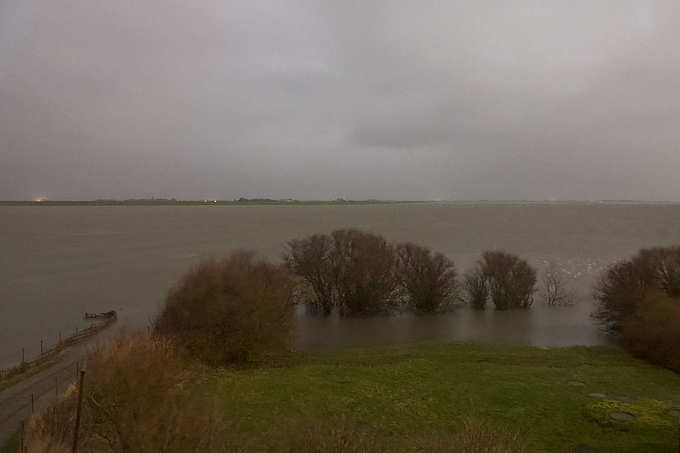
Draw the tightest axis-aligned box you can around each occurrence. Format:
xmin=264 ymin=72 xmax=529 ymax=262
xmin=210 ymin=342 xmax=680 ymax=452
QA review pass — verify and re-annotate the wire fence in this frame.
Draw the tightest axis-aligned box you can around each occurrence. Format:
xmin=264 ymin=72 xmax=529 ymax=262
xmin=0 ymin=314 xmax=116 ymax=383
xmin=3 ymin=362 xmax=84 ymax=453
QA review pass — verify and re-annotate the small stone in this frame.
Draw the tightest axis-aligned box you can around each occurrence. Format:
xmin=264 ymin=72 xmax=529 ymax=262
xmin=670 ymin=410 xmax=680 ymax=420
xmin=610 ymin=411 xmax=635 ymax=422
xmin=588 ymin=393 xmax=606 ymax=398
xmin=614 ymin=396 xmax=635 ymax=404
xmin=568 ymin=381 xmax=585 ymax=386
xmin=570 ymin=445 xmax=598 ymax=453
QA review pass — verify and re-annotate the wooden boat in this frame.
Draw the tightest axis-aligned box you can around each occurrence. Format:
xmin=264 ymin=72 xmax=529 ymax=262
xmin=84 ymin=310 xmax=117 ymax=319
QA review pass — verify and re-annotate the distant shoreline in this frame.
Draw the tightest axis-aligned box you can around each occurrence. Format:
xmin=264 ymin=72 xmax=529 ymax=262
xmin=0 ymin=199 xmax=411 ymax=207
xmin=1 ymin=199 xmax=678 ymax=206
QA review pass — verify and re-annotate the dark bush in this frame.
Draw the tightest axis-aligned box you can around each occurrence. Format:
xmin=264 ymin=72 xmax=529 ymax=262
xmin=620 ymin=291 xmax=680 ymax=373
xmin=396 ymin=243 xmax=457 ymax=313
xmin=480 ymin=251 xmax=536 ymax=310
xmin=462 ymin=267 xmax=488 ymax=310
xmin=284 ymin=234 xmax=337 ymax=314
xmin=155 ymin=251 xmax=298 ymax=365
xmin=592 ymin=246 xmax=680 ymax=332
xmin=331 ymin=229 xmax=398 ymax=316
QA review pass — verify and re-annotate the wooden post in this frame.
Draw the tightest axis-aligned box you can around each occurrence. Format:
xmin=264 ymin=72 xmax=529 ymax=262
xmin=55 ymin=376 xmax=59 ymax=400
xmin=40 ymin=340 xmax=43 ymax=357
xmin=21 ymin=347 xmax=25 ymax=363
xmin=71 ymin=371 xmax=86 ymax=453
xmin=31 ymin=394 xmax=34 ymax=413
xmin=59 ymin=332 xmax=62 ymax=344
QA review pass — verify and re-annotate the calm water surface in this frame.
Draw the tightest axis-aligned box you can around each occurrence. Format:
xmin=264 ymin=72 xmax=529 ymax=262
xmin=2 ymin=202 xmax=680 ymax=368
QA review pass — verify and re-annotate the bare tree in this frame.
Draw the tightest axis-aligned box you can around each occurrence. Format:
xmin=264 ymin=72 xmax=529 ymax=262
xmin=462 ymin=267 xmax=488 ymax=310
xmin=593 ymin=246 xmax=680 ymax=332
xmin=540 ymin=263 xmax=578 ymax=307
xmin=331 ymin=229 xmax=398 ymax=316
xmin=284 ymin=234 xmax=337 ymax=314
xmin=395 ymin=242 xmax=457 ymax=313
xmin=480 ymin=251 xmax=536 ymax=310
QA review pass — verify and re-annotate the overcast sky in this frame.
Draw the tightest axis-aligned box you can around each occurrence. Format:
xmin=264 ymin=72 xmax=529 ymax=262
xmin=1 ymin=1 xmax=679 ymax=201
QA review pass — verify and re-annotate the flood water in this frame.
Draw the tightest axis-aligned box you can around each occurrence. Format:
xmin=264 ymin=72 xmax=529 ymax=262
xmin=2 ymin=202 xmax=680 ymax=368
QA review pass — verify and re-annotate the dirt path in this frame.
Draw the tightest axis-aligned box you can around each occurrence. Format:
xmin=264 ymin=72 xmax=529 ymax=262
xmin=0 ymin=328 xmax=120 ymax=446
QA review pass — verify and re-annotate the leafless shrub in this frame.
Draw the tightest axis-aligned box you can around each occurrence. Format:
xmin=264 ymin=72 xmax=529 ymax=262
xmin=539 ymin=263 xmax=578 ymax=307
xmin=657 ymin=255 xmax=680 ymax=298
xmin=155 ymin=251 xmax=298 ymax=365
xmin=331 ymin=229 xmax=398 ymax=316
xmin=462 ymin=267 xmax=488 ymax=310
xmin=416 ymin=418 xmax=528 ymax=453
xmin=593 ymin=246 xmax=680 ymax=332
xmin=284 ymin=234 xmax=337 ymax=314
xmin=396 ymin=242 xmax=458 ymax=313
xmin=480 ymin=251 xmax=536 ymax=310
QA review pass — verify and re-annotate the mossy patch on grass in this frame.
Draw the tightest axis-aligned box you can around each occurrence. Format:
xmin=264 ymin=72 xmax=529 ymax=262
xmin=584 ymin=398 xmax=676 ymax=429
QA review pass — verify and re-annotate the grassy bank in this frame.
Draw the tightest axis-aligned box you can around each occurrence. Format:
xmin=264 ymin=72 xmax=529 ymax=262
xmin=0 ymin=357 xmax=58 ymax=393
xmin=210 ymin=342 xmax=680 ymax=452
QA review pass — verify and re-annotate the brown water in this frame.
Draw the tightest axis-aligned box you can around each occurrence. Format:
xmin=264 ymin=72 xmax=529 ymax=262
xmin=2 ymin=202 xmax=680 ymax=368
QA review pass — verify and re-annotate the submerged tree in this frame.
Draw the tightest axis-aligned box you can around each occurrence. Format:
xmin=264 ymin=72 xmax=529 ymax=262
xmin=285 ymin=234 xmax=337 ymax=314
xmin=462 ymin=267 xmax=488 ymax=310
xmin=593 ymin=246 xmax=680 ymax=332
xmin=396 ymin=242 xmax=457 ymax=313
xmin=331 ymin=229 xmax=399 ymax=316
xmin=285 ymin=229 xmax=399 ymax=316
xmin=539 ymin=263 xmax=578 ymax=307
xmin=480 ymin=251 xmax=536 ymax=310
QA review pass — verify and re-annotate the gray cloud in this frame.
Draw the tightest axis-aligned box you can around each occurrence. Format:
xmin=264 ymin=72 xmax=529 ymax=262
xmin=1 ymin=0 xmax=679 ymax=200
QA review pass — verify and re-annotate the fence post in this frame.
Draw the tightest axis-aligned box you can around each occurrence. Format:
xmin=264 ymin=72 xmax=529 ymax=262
xmin=31 ymin=394 xmax=34 ymax=413
xmin=71 ymin=370 xmax=86 ymax=453
xmin=59 ymin=332 xmax=62 ymax=345
xmin=40 ymin=340 xmax=43 ymax=357
xmin=21 ymin=348 xmax=25 ymax=363
xmin=55 ymin=376 xmax=58 ymax=400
